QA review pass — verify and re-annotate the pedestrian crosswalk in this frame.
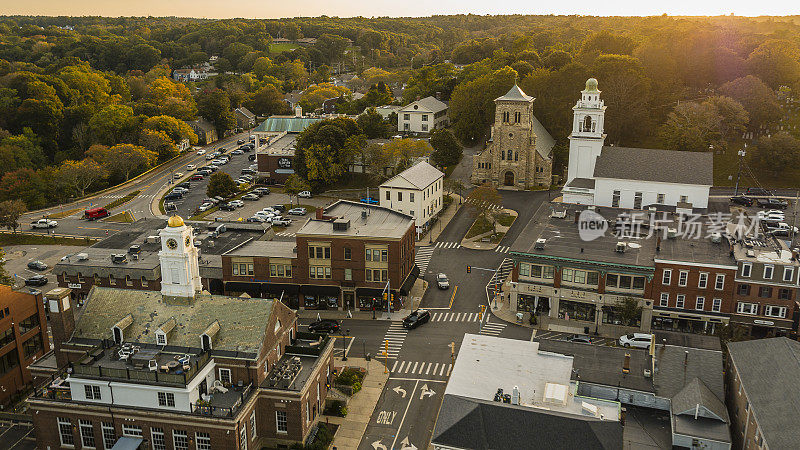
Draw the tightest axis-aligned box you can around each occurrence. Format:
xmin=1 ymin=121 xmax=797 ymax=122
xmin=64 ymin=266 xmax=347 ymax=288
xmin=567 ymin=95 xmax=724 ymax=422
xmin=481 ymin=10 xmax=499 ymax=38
xmin=434 ymin=241 xmax=461 ymax=249
xmin=415 ymin=246 xmax=434 ymax=273
xmin=389 ymin=360 xmax=453 ymax=378
xmin=275 ymin=231 xmax=296 ymax=237
xmin=495 ymin=245 xmax=510 ymax=253
xmin=487 ymin=258 xmax=514 ymax=292
xmin=97 ymin=193 xmax=154 ymax=199
xmin=377 ymin=322 xmax=407 ymax=359
xmin=430 ymin=312 xmax=483 ymax=322
xmin=465 ymin=197 xmax=503 ymax=211
xmin=479 ymin=321 xmax=506 ymax=336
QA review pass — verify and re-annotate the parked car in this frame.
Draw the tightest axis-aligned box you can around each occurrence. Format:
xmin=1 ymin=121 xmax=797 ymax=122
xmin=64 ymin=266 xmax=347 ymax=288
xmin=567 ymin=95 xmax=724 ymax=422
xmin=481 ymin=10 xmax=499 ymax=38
xmin=288 ymin=207 xmax=307 ymax=216
xmin=757 ymin=198 xmax=789 ymax=209
xmin=730 ymin=195 xmax=753 ymax=207
xmin=746 ymin=187 xmax=772 ymax=197
xmin=173 ymin=172 xmax=183 ymax=179
xmin=177 ymin=182 xmax=191 ymax=189
xmin=241 ymin=168 xmax=257 ymax=175
xmin=247 ymin=216 xmax=267 ymax=223
xmin=298 ymin=190 xmax=312 ymax=198
xmin=242 ymin=193 xmax=260 ymax=201
xmin=308 ymin=319 xmax=340 ymax=333
xmin=232 ymin=149 xmax=244 ymax=155
xmin=566 ymin=334 xmax=593 ymax=344
xmin=237 ymin=139 xmax=245 ymax=145
xmin=31 ymin=218 xmax=58 ymax=229
xmin=619 ymin=333 xmax=653 ymax=349
xmin=402 ymin=309 xmax=431 ymax=329
xmin=204 ymin=197 xmax=220 ymax=205
xmin=214 ymin=196 xmax=226 ymax=203
xmin=272 ymin=205 xmax=286 ymax=212
xmin=248 ymin=154 xmax=257 ymax=161
xmin=239 ymin=174 xmax=254 ymax=182
xmin=254 ymin=187 xmax=270 ymax=196
xmin=197 ymin=149 xmax=206 ymax=155
xmin=164 ymin=192 xmax=183 ymax=200
xmin=190 ymin=174 xmax=205 ymax=181
xmin=436 ymin=273 xmax=450 ymax=289
xmin=205 ymin=154 xmax=215 ymax=160
xmin=219 ymin=203 xmax=237 ymax=211
xmin=27 ymin=260 xmax=48 ymax=271
xmin=272 ymin=217 xmax=291 ymax=226
xmin=218 ymin=147 xmax=228 ymax=154
xmin=206 ymin=165 xmax=218 ymax=172
xmin=172 ymin=187 xmax=188 ymax=195
xmin=186 ymin=164 xmax=196 ymax=171
xmin=757 ymin=211 xmax=785 ymax=224
xmin=229 ymin=200 xmax=245 ymax=208
xmin=164 ymin=203 xmax=177 ymax=213
xmin=25 ymin=275 xmax=48 ymax=286
xmin=197 ymin=203 xmax=214 ymax=212
xmin=765 ymin=222 xmax=798 ymax=234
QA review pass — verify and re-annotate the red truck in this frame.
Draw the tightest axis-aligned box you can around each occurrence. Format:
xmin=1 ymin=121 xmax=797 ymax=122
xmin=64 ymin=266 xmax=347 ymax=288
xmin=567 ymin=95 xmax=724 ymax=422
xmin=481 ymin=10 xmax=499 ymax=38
xmin=84 ymin=207 xmax=110 ymax=220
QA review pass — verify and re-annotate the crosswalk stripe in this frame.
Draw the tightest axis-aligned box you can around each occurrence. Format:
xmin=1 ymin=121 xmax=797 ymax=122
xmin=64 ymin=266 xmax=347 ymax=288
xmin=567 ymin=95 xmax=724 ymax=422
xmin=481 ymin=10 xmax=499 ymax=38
xmin=447 ymin=365 xmax=452 ymax=376
xmin=411 ymin=362 xmax=418 ymax=373
xmin=391 ymin=361 xmax=398 ymax=372
xmin=454 ymin=312 xmax=460 ymax=321
xmin=433 ymin=362 xmax=439 ymax=374
xmin=399 ymin=361 xmax=406 ymax=372
xmin=439 ymin=364 xmax=445 ymax=376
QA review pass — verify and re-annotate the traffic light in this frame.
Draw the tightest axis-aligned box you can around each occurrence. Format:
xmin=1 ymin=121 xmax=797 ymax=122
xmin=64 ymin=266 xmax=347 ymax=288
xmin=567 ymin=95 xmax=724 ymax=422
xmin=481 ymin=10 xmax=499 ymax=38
xmin=467 ymin=265 xmax=471 ymax=273
xmin=382 ymin=292 xmax=388 ymax=303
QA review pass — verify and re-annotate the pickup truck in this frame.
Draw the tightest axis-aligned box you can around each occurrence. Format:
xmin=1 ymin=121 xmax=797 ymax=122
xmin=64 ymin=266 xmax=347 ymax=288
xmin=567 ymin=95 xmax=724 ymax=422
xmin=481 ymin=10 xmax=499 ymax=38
xmin=31 ymin=219 xmax=58 ymax=229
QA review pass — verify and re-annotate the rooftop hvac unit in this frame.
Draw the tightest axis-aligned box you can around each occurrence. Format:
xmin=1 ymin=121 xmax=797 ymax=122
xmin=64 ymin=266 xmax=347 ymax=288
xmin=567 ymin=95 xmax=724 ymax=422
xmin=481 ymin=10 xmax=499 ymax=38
xmin=146 ymin=235 xmax=160 ymax=244
xmin=511 ymin=386 xmax=520 ymax=405
xmin=581 ymin=401 xmax=599 ymax=417
xmin=76 ymin=253 xmax=89 ymax=261
xmin=746 ymin=249 xmax=755 ymax=257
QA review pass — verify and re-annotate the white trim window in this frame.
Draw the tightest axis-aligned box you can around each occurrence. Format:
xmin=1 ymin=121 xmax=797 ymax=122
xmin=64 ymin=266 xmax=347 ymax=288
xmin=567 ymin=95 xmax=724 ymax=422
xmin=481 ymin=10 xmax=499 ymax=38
xmin=659 ymin=293 xmax=669 ymax=307
xmin=764 ymin=265 xmax=774 ymax=280
xmin=250 ymin=412 xmax=257 ymax=440
xmin=196 ymin=432 xmax=212 ymax=450
xmin=678 ymin=271 xmax=688 ymax=287
xmin=58 ymin=417 xmax=74 ymax=446
xmin=151 ymin=428 xmax=166 ymax=450
xmin=712 ymin=298 xmax=722 ymax=312
xmin=741 ymin=263 xmax=752 ymax=277
xmin=79 ymin=420 xmax=95 ymax=449
xmin=784 ymin=267 xmax=795 ymax=282
xmin=219 ymin=368 xmax=232 ymax=385
xmin=122 ymin=424 xmax=142 ymax=437
xmin=662 ymin=269 xmax=672 ymax=285
xmin=698 ymin=273 xmax=708 ymax=289
xmin=737 ymin=302 xmax=759 ymax=315
xmin=676 ymin=294 xmax=685 ymax=309
xmin=276 ymin=410 xmax=288 ymax=433
xmin=101 ymin=422 xmax=116 ymax=450
xmin=84 ymin=384 xmax=101 ymax=400
xmin=157 ymin=392 xmax=175 ymax=407
xmin=764 ymin=305 xmax=787 ymax=318
xmin=173 ymin=430 xmax=188 ymax=450
xmin=239 ymin=426 xmax=247 ymax=450
xmin=695 ymin=297 xmax=705 ymax=310
xmin=715 ymin=274 xmax=725 ymax=290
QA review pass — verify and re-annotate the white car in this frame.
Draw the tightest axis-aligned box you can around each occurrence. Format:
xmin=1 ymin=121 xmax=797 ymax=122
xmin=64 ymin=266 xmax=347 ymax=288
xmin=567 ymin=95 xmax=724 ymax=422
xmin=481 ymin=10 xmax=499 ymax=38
xmin=254 ymin=211 xmax=275 ymax=219
xmin=197 ymin=149 xmax=206 ymax=155
xmin=197 ymin=203 xmax=214 ymax=212
xmin=619 ymin=333 xmax=653 ymax=350
xmin=298 ymin=190 xmax=312 ymax=198
xmin=757 ymin=211 xmax=785 ymax=224
xmin=272 ymin=217 xmax=291 ymax=226
xmin=205 ymin=154 xmax=215 ymax=160
xmin=229 ymin=200 xmax=244 ymax=208
xmin=186 ymin=164 xmax=196 ymax=171
xmin=173 ymin=173 xmax=183 ymax=179
xmin=31 ymin=218 xmax=58 ymax=229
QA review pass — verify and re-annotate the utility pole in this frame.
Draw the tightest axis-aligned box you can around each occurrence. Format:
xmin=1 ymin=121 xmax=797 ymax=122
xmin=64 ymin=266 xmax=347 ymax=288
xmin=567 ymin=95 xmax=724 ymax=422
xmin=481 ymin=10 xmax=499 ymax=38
xmin=448 ymin=341 xmax=455 ymax=368
xmin=734 ymin=144 xmax=747 ymax=196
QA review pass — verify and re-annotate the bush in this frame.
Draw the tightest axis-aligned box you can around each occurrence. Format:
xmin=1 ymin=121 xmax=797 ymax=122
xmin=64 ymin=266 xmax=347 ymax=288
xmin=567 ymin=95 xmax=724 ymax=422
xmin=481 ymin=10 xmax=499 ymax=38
xmin=335 ymin=368 xmax=365 ymax=394
xmin=324 ymin=399 xmax=348 ymax=417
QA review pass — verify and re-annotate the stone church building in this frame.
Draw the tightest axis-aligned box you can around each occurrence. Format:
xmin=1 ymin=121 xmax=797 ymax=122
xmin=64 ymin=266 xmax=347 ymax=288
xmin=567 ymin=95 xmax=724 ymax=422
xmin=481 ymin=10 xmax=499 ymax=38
xmin=471 ymin=84 xmax=554 ymax=189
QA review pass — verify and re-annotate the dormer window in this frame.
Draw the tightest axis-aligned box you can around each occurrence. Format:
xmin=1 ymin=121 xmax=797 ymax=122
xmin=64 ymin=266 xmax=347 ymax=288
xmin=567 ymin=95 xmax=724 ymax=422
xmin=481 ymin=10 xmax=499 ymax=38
xmin=156 ymin=333 xmax=166 ymax=346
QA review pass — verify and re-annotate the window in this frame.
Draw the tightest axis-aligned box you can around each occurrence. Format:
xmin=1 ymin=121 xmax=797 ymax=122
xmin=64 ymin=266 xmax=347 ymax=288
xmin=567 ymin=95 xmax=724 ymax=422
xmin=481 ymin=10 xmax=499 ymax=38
xmin=737 ymin=302 xmax=758 ymax=315
xmin=660 ymin=293 xmax=669 ymax=307
xmin=633 ymin=192 xmax=643 ymax=210
xmin=784 ymin=267 xmax=795 ymax=282
xmin=109 ymin=274 xmax=115 ymax=285
xmin=422 ymin=114 xmax=428 ymax=122
xmin=612 ymin=190 xmax=620 ymax=208
xmin=741 ymin=263 xmax=752 ymax=277
xmin=657 ymin=193 xmax=665 ymax=204
xmin=738 ymin=284 xmax=751 ymax=296
xmin=662 ymin=269 xmax=672 ymax=285
xmin=403 ymin=113 xmax=410 ymax=120
xmin=156 ymin=333 xmax=166 ymax=346
xmin=764 ymin=305 xmax=787 ymax=318
xmin=715 ymin=274 xmax=725 ymax=290
xmin=678 ymin=271 xmax=688 ymax=287
xmin=21 ymin=333 xmax=42 ymax=358
xmin=78 ymin=419 xmax=96 ymax=448
xmin=121 ymin=424 xmax=142 ymax=437
xmin=219 ymin=368 xmax=232 ymax=385
xmin=173 ymin=430 xmax=188 ymax=450
xmin=239 ymin=426 xmax=247 ymax=450
xmin=519 ymin=263 xmax=530 ymax=277
xmin=101 ymin=423 xmax=116 ymax=449
xmin=680 ymin=195 xmax=688 ymax=203
xmin=269 ymin=264 xmax=292 ymax=278
xmin=503 ymin=111 xmax=509 ymax=122
xmin=500 ymin=150 xmax=505 ymax=160
xmin=764 ymin=265 xmax=774 ymax=279
xmin=250 ymin=413 xmax=257 ymax=440
xmin=58 ymin=417 xmax=74 ymax=446
xmin=0 ymin=350 xmax=18 ymax=376
xmin=151 ymin=428 xmax=166 ymax=450
xmin=157 ymin=392 xmax=175 ymax=407
xmin=77 ymin=272 xmax=84 ymax=283
xmin=397 ymin=191 xmax=403 ymax=201
xmin=676 ymin=294 xmax=685 ymax=309
xmin=18 ymin=313 xmax=39 ymax=334
xmin=84 ymin=384 xmax=101 ymax=400
xmin=695 ymin=297 xmax=705 ymax=310
xmin=515 ymin=111 xmax=521 ymax=123
xmin=698 ymin=273 xmax=708 ymax=288
xmin=758 ymin=286 xmax=772 ymax=298
xmin=0 ymin=328 xmax=13 ymax=347
xmin=125 ymin=275 xmax=132 ymax=286
xmin=410 ymin=193 xmax=414 ymax=202
xmin=381 ymin=249 xmax=388 ymax=262
xmin=712 ymin=298 xmax=722 ymax=312
xmin=409 ymin=210 xmax=415 ymax=217
xmin=276 ymin=410 xmax=288 ymax=433
xmin=606 ymin=274 xmax=646 ymax=291
xmin=196 ymin=432 xmax=212 ymax=450
xmin=779 ymin=288 xmax=792 ymax=300
xmin=344 ymin=247 xmax=351 ymax=260
xmin=385 ymin=190 xmax=390 ymax=200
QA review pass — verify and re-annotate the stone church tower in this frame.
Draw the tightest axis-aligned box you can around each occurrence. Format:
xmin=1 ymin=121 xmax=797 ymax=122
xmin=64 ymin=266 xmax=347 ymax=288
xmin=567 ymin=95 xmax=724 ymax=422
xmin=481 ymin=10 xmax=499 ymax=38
xmin=471 ymin=84 xmax=553 ymax=189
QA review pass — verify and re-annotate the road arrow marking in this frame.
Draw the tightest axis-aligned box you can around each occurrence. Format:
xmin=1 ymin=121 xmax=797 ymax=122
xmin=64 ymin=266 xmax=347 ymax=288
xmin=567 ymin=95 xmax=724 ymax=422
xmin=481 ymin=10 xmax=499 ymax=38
xmin=393 ymin=386 xmax=407 ymax=398
xmin=400 ymin=437 xmax=418 ymax=450
xmin=419 ymin=383 xmax=436 ymax=399
xmin=371 ymin=441 xmax=387 ymax=450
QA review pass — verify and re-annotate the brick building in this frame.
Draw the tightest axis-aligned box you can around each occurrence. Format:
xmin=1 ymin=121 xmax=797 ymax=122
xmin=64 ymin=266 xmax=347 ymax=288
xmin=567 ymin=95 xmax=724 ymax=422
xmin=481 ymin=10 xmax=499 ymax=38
xmin=223 ymin=201 xmax=419 ymax=312
xmin=0 ymin=284 xmax=49 ymax=407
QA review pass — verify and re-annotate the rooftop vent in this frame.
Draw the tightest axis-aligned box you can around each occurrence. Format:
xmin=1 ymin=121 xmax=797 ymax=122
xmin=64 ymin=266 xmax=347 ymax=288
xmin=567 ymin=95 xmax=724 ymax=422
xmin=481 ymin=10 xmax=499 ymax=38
xmin=710 ymin=233 xmax=722 ymax=244
xmin=76 ymin=253 xmax=88 ymax=261
xmin=667 ymin=228 xmax=678 ymax=239
xmin=333 ymin=218 xmax=351 ymax=231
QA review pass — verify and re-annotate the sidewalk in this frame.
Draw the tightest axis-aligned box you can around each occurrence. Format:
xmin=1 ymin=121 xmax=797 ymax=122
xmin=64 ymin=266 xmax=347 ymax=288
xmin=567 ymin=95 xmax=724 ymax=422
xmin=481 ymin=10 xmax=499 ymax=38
xmin=328 ymin=357 xmax=389 ymax=449
xmin=417 ymin=194 xmax=463 ymax=246
xmin=298 ymin=309 xmax=411 ymax=322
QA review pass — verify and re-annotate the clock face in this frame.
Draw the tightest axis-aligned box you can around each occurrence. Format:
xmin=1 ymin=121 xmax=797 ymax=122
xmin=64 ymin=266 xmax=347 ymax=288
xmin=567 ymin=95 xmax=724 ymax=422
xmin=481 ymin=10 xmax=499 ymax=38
xmin=166 ymin=238 xmax=178 ymax=250
xmin=185 ymin=236 xmax=191 ymax=247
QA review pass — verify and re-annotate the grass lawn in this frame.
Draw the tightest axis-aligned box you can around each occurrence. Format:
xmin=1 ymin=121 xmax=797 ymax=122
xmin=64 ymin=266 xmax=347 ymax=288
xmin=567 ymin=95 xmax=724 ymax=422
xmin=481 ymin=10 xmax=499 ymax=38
xmin=103 ymin=190 xmax=140 ymax=210
xmin=105 ymin=211 xmax=135 ymax=223
xmin=46 ymin=208 xmax=82 ymax=219
xmin=189 ymin=206 xmax=219 ymax=221
xmin=493 ymin=212 xmax=515 ymax=227
xmin=269 ymin=43 xmax=299 ymax=54
xmin=0 ymin=233 xmax=98 ymax=246
xmin=465 ymin=215 xmax=494 ymax=239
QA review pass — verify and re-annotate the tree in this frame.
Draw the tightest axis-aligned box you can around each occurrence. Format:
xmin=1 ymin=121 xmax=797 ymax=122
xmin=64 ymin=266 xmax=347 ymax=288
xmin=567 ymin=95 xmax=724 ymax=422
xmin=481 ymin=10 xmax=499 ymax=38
xmin=466 ymin=183 xmax=502 ymax=232
xmin=206 ymin=172 xmax=238 ymax=199
xmin=705 ymin=96 xmax=749 ymax=143
xmin=246 ymin=85 xmax=290 ymax=117
xmin=252 ymin=56 xmax=275 ymax=80
xmin=747 ymin=40 xmax=800 ymax=89
xmin=429 ymin=129 xmax=462 ymax=167
xmin=89 ymin=104 xmax=135 ymax=145
xmin=299 ymin=83 xmax=350 ymax=112
xmin=197 ymin=89 xmax=236 ymax=136
xmin=617 ymin=297 xmax=643 ymax=327
xmin=720 ymin=76 xmax=782 ymax=131
xmin=88 ymin=143 xmax=157 ymax=181
xmin=356 ymin=108 xmax=388 ymax=139
xmin=449 ymin=66 xmax=517 ymax=144
xmin=142 ymin=115 xmax=198 ymax=146
xmin=0 ymin=199 xmax=27 ymax=233
xmin=0 ymin=168 xmax=48 ymax=209
xmin=750 ymin=132 xmax=800 ymax=176
xmin=55 ymin=159 xmax=107 ymax=197
xmin=314 ymin=34 xmax=350 ymax=64
xmin=0 ymin=249 xmax=13 ymax=285
xmin=444 ymin=178 xmax=465 ymax=199
xmin=660 ymin=101 xmax=723 ymax=152
xmin=283 ymin=174 xmax=311 ymax=205
xmin=128 ymin=44 xmax=161 ymax=72
xmin=139 ymin=129 xmax=178 ymax=162
xmin=590 ymin=55 xmax=651 ymax=145
xmin=304 ymin=144 xmax=349 ymax=188
xmin=382 ymin=139 xmax=432 ymax=172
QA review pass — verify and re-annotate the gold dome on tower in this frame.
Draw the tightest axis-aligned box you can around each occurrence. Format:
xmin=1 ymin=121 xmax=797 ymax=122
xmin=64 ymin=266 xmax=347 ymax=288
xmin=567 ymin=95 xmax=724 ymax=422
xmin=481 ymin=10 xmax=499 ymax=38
xmin=167 ymin=215 xmax=185 ymax=227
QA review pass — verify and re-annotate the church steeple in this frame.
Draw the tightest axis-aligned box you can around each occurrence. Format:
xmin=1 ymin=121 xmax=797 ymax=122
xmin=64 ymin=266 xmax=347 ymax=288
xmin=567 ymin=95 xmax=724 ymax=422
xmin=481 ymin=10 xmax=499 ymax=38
xmin=566 ymin=78 xmax=607 ymax=183
xmin=158 ymin=216 xmax=201 ymax=300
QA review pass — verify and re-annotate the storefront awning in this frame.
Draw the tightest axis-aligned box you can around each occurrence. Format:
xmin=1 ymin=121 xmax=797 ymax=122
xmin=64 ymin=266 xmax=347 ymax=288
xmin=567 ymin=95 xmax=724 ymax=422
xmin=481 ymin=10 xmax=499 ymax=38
xmin=300 ymin=284 xmax=341 ymax=296
xmin=399 ymin=265 xmax=420 ymax=295
xmin=224 ymin=281 xmax=261 ymax=296
xmin=262 ymin=283 xmax=299 ymax=295
xmin=356 ymin=287 xmax=388 ymax=298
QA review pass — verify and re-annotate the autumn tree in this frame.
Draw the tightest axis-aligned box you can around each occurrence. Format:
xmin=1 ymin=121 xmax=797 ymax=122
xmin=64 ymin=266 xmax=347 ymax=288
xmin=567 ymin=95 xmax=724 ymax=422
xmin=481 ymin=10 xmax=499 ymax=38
xmin=89 ymin=104 xmax=135 ymax=145
xmin=283 ymin=174 xmax=312 ymax=205
xmin=55 ymin=159 xmax=107 ymax=197
xmin=382 ymin=138 xmax=432 ymax=172
xmin=466 ymin=183 xmax=503 ymax=232
xmin=206 ymin=172 xmax=238 ymax=199
xmin=750 ymin=132 xmax=800 ymax=176
xmin=720 ymin=76 xmax=782 ymax=131
xmin=197 ymin=89 xmax=236 ymax=136
xmin=746 ymin=40 xmax=800 ymax=89
xmin=0 ymin=199 xmax=27 ymax=233
xmin=246 ymin=85 xmax=290 ymax=116
xmin=87 ymin=143 xmax=157 ymax=181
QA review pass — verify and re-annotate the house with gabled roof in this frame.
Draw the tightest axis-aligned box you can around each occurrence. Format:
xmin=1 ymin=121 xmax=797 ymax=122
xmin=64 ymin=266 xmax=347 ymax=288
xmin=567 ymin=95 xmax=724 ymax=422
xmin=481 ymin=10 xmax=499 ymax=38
xmin=398 ymin=96 xmax=448 ymax=133
xmin=379 ymin=161 xmax=444 ymax=233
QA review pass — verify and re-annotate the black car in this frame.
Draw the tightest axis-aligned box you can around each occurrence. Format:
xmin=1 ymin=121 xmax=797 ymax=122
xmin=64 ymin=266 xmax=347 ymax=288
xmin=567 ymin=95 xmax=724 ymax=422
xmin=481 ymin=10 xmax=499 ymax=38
xmin=25 ymin=275 xmax=48 ymax=286
xmin=757 ymin=198 xmax=789 ymax=209
xmin=272 ymin=205 xmax=286 ymax=212
xmin=746 ymin=187 xmax=772 ymax=197
xmin=177 ymin=182 xmax=191 ymax=189
xmin=307 ymin=319 xmax=340 ymax=333
xmin=402 ymin=309 xmax=431 ymax=329
xmin=248 ymin=154 xmax=257 ymax=161
xmin=237 ymin=139 xmax=245 ymax=145
xmin=164 ymin=192 xmax=183 ymax=200
xmin=730 ymin=195 xmax=753 ymax=207
xmin=219 ymin=203 xmax=237 ymax=211
xmin=566 ymin=334 xmax=593 ymax=344
xmin=27 ymin=260 xmax=48 ymax=271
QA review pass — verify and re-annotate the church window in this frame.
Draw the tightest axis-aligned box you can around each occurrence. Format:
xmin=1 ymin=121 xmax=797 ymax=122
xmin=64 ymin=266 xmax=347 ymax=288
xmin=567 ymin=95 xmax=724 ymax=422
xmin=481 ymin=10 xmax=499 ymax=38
xmin=514 ymin=152 xmax=518 ymax=162
xmin=502 ymin=112 xmax=509 ymax=122
xmin=582 ymin=116 xmax=592 ymax=132
xmin=514 ymin=112 xmax=521 ymax=123
xmin=507 ymin=150 xmax=513 ymax=160
xmin=500 ymin=151 xmax=505 ymax=160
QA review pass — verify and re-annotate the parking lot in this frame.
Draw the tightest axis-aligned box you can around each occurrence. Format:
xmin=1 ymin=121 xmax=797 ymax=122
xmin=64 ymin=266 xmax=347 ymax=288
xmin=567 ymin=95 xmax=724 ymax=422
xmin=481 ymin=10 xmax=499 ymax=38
xmin=2 ymin=244 xmax=71 ymax=294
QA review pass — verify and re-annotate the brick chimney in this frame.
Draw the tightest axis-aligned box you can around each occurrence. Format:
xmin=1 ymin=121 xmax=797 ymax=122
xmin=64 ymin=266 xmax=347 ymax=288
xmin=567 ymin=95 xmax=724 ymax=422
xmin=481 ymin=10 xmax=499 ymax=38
xmin=45 ymin=288 xmax=75 ymax=368
xmin=316 ymin=207 xmax=324 ymax=220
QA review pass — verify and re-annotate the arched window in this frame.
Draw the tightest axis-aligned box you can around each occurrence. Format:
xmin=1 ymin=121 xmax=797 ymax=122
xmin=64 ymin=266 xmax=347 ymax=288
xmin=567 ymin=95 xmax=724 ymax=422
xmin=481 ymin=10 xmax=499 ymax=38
xmin=502 ymin=111 xmax=509 ymax=122
xmin=507 ymin=150 xmax=513 ymax=160
xmin=514 ymin=152 xmax=519 ymax=162
xmin=514 ymin=112 xmax=521 ymax=123
xmin=500 ymin=151 xmax=505 ymax=160
xmin=583 ymin=115 xmax=592 ymax=132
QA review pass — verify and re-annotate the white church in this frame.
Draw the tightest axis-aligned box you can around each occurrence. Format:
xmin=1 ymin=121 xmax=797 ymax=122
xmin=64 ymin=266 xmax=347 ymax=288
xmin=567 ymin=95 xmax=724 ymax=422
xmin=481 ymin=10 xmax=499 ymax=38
xmin=562 ymin=78 xmax=713 ymax=212
xmin=158 ymin=215 xmax=203 ymax=300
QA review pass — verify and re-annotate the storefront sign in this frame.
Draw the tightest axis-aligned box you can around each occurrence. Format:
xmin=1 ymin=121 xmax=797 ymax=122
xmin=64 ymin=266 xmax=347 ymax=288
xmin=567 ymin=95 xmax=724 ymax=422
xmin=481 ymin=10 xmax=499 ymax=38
xmin=68 ymin=283 xmax=82 ymax=289
xmin=753 ymin=319 xmax=775 ymax=326
xmin=278 ymin=157 xmax=292 ymax=169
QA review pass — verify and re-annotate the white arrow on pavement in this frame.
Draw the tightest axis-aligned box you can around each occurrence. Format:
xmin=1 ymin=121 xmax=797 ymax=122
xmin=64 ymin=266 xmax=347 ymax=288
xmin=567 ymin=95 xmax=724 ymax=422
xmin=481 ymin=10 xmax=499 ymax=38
xmin=400 ymin=436 xmax=418 ymax=450
xmin=393 ymin=386 xmax=407 ymax=398
xmin=372 ymin=440 xmax=387 ymax=450
xmin=419 ymin=383 xmax=436 ymax=399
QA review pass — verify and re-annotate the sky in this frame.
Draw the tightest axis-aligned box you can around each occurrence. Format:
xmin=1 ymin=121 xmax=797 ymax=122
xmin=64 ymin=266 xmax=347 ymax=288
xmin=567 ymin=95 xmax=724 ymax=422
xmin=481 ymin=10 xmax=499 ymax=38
xmin=0 ymin=0 xmax=795 ymax=18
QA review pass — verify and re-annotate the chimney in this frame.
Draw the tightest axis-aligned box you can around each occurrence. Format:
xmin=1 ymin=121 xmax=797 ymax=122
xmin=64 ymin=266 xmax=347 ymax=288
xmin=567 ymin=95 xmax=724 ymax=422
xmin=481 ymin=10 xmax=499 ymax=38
xmin=316 ymin=207 xmax=324 ymax=220
xmin=46 ymin=287 xmax=75 ymax=368
xmin=435 ymin=91 xmax=441 ymax=100
xmin=656 ymin=236 xmax=661 ymax=252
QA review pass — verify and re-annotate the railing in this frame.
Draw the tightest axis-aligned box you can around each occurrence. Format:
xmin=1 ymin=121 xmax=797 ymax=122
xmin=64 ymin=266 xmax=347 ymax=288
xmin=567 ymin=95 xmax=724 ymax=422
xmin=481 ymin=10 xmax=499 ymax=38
xmin=191 ymin=383 xmax=254 ymax=418
xmin=287 ymin=334 xmax=331 ymax=357
xmin=71 ymin=348 xmax=212 ymax=386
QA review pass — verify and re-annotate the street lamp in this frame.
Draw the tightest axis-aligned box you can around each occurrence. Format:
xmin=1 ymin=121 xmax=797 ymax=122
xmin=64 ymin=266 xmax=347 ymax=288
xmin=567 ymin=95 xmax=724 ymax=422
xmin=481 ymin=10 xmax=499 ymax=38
xmin=340 ymin=328 xmax=350 ymax=362
xmin=734 ymin=145 xmax=747 ymax=196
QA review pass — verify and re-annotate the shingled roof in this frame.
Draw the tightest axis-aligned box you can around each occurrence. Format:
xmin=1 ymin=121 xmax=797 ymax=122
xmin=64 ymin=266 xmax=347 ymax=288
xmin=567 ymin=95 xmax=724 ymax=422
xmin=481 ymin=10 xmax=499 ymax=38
xmin=593 ymin=146 xmax=713 ymax=185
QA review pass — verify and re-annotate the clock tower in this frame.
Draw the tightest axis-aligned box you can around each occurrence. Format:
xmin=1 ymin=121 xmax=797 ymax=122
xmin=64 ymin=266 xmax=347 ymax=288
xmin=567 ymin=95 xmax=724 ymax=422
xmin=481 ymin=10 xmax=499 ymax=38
xmin=566 ymin=78 xmax=607 ymax=183
xmin=159 ymin=215 xmax=202 ymax=299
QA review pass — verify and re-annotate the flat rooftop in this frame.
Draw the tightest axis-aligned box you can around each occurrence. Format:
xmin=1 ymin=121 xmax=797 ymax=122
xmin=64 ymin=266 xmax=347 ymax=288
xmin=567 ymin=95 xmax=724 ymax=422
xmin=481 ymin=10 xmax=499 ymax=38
xmin=225 ymin=240 xmax=297 ymax=258
xmin=297 ymin=200 xmax=414 ymax=239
